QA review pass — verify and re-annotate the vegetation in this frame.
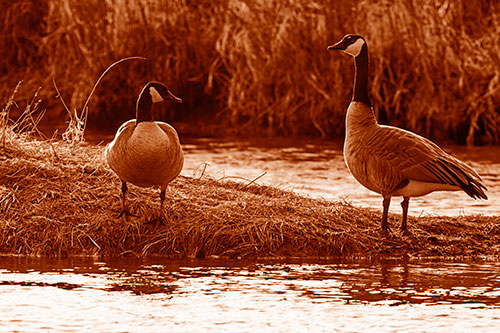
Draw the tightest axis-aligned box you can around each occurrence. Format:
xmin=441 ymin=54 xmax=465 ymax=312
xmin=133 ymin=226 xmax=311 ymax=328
xmin=1 ymin=90 xmax=499 ymax=258
xmin=1 ymin=0 xmax=499 ymax=144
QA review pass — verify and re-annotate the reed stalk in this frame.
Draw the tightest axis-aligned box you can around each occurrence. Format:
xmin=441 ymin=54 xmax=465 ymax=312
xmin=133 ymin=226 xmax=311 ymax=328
xmin=1 ymin=0 xmax=499 ymax=144
xmin=0 ymin=133 xmax=498 ymax=257
xmin=0 ymin=86 xmax=498 ymax=258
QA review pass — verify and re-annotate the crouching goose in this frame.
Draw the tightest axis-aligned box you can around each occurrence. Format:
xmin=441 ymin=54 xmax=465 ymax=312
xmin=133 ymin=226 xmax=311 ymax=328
xmin=328 ymin=34 xmax=487 ymax=234
xmin=105 ymin=81 xmax=183 ymax=222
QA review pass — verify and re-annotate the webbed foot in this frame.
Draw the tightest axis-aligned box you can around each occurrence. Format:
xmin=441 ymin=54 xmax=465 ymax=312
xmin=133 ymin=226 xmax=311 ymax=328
xmin=118 ymin=209 xmax=137 ymax=221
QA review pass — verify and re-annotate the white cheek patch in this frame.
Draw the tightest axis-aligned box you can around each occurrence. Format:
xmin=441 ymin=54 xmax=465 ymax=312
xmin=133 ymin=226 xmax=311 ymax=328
xmin=150 ymin=86 xmax=164 ymax=103
xmin=343 ymin=38 xmax=365 ymax=57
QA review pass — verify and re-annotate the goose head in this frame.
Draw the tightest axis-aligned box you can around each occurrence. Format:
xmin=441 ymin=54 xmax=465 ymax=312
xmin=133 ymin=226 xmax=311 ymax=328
xmin=328 ymin=34 xmax=366 ymax=58
xmin=136 ymin=81 xmax=182 ymax=123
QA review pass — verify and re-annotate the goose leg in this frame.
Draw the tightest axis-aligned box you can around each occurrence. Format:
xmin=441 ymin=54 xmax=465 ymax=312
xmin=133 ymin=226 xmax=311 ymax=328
xmin=118 ymin=181 xmax=136 ymax=219
xmin=144 ymin=188 xmax=167 ymax=226
xmin=121 ymin=181 xmax=127 ymax=209
xmin=381 ymin=196 xmax=391 ymax=233
xmin=159 ymin=189 xmax=166 ymax=219
xmin=400 ymin=197 xmax=410 ymax=234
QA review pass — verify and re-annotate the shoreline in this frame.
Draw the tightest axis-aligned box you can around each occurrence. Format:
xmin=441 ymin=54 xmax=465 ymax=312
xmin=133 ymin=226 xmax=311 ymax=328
xmin=1 ymin=137 xmax=499 ymax=258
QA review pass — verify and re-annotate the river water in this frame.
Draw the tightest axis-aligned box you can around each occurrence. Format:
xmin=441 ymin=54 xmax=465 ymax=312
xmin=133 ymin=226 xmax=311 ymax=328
xmin=2 ymin=256 xmax=500 ymax=332
xmin=6 ymin=136 xmax=497 ymax=331
xmin=180 ymin=138 xmax=499 ymax=217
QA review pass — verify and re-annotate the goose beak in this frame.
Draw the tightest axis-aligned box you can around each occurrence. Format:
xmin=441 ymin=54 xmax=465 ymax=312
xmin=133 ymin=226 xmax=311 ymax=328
xmin=327 ymin=40 xmax=345 ymax=51
xmin=167 ymin=91 xmax=182 ymax=103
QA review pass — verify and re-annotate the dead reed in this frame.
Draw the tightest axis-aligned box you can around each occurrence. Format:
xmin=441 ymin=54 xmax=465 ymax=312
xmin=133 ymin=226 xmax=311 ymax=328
xmin=1 ymin=136 xmax=498 ymax=258
xmin=1 ymin=0 xmax=499 ymax=257
xmin=1 ymin=0 xmax=500 ymax=144
xmin=1 ymin=89 xmax=499 ymax=258
xmin=358 ymin=0 xmax=500 ymax=146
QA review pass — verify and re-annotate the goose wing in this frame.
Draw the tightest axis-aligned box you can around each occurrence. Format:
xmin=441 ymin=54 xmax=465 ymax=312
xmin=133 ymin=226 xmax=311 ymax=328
xmin=104 ymin=119 xmax=136 ymax=164
xmin=369 ymin=125 xmax=487 ymax=199
xmin=155 ymin=121 xmax=184 ymax=180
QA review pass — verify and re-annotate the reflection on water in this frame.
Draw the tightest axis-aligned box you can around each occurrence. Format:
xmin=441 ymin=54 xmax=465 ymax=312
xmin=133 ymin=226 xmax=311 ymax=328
xmin=1 ymin=256 xmax=500 ymax=331
xmin=180 ymin=138 xmax=500 ymax=216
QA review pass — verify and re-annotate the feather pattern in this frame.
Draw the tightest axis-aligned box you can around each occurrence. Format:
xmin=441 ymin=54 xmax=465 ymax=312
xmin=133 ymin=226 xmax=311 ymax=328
xmin=104 ymin=81 xmax=183 ymax=220
xmin=344 ymin=102 xmax=487 ymax=199
xmin=329 ymin=34 xmax=487 ymax=233
xmin=105 ymin=120 xmax=183 ymax=190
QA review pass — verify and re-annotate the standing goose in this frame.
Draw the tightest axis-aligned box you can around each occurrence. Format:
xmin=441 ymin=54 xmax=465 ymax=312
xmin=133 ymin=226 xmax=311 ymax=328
xmin=105 ymin=81 xmax=183 ymax=222
xmin=328 ymin=34 xmax=487 ymax=234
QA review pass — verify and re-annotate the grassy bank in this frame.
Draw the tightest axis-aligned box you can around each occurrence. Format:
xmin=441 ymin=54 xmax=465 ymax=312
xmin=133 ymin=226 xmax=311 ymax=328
xmin=2 ymin=0 xmax=500 ymax=144
xmin=1 ymin=131 xmax=499 ymax=258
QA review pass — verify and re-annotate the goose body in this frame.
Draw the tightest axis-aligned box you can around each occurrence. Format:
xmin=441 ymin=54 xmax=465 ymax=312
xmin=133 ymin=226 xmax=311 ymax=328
xmin=106 ymin=121 xmax=183 ymax=188
xmin=329 ymin=34 xmax=487 ymax=233
xmin=104 ymin=81 xmax=183 ymax=220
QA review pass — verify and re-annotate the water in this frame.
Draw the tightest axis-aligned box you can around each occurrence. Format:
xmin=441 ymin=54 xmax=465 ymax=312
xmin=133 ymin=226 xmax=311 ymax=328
xmin=1 ymin=256 xmax=500 ymax=331
xmin=180 ymin=138 xmax=500 ymax=217
xmin=83 ymin=132 xmax=499 ymax=216
xmin=14 ymin=135 xmax=493 ymax=331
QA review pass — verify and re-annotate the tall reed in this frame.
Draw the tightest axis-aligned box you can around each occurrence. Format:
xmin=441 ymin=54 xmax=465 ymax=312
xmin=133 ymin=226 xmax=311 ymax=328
xmin=356 ymin=0 xmax=500 ymax=145
xmin=1 ymin=0 xmax=499 ymax=144
xmin=0 ymin=82 xmax=45 ymax=148
xmin=39 ymin=0 xmax=223 ymax=128
xmin=214 ymin=0 xmax=352 ymax=137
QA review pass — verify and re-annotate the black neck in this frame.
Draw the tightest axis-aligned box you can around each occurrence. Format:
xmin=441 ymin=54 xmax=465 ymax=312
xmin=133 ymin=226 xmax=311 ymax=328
xmin=136 ymin=92 xmax=154 ymax=123
xmin=353 ymin=44 xmax=371 ymax=106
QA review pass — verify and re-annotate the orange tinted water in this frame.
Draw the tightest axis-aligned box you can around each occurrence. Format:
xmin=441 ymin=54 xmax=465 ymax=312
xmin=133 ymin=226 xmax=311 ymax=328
xmin=1 ymin=256 xmax=500 ymax=331
xmin=181 ymin=138 xmax=499 ymax=216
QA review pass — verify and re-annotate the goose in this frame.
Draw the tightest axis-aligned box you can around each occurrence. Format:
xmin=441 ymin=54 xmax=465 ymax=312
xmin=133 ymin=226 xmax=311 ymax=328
xmin=328 ymin=34 xmax=487 ymax=234
xmin=104 ymin=81 xmax=183 ymax=222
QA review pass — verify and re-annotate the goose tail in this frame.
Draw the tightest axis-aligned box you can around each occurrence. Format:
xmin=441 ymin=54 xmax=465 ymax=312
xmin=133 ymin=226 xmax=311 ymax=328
xmin=445 ymin=158 xmax=488 ymax=200
xmin=462 ymin=178 xmax=488 ymax=200
xmin=441 ymin=157 xmax=488 ymax=200
xmin=421 ymin=156 xmax=488 ymax=200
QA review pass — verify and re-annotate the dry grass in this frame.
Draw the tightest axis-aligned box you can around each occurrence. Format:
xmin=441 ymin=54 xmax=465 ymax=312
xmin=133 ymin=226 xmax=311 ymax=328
xmin=1 ymin=137 xmax=498 ymax=258
xmin=1 ymin=0 xmax=499 ymax=144
xmin=1 ymin=91 xmax=499 ymax=258
xmin=0 ymin=82 xmax=45 ymax=146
